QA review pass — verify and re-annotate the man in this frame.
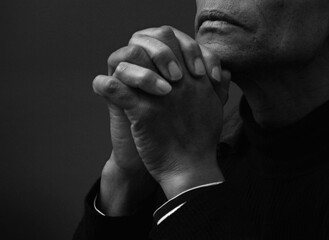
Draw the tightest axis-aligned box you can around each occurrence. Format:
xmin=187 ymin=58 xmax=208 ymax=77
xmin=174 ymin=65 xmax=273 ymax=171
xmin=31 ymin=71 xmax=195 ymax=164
xmin=74 ymin=0 xmax=329 ymax=239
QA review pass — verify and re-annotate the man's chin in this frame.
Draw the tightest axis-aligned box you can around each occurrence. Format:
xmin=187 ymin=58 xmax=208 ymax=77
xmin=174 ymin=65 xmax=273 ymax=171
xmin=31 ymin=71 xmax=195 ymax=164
xmin=199 ymin=40 xmax=271 ymax=74
xmin=200 ymin=41 xmax=252 ymax=72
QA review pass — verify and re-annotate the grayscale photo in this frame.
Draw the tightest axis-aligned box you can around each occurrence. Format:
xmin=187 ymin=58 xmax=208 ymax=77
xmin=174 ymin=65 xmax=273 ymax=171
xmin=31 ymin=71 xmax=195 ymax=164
xmin=2 ymin=0 xmax=329 ymax=239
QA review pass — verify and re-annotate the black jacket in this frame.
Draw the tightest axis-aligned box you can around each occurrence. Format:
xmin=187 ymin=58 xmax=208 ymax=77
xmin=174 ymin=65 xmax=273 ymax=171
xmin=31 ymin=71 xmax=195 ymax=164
xmin=73 ymin=97 xmax=329 ymax=239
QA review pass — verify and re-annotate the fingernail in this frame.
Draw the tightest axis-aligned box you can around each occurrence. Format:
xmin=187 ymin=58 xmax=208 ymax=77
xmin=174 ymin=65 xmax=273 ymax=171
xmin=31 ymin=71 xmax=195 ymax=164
xmin=168 ymin=61 xmax=183 ymax=81
xmin=194 ymin=58 xmax=206 ymax=75
xmin=212 ymin=66 xmax=221 ymax=82
xmin=156 ymin=79 xmax=172 ymax=95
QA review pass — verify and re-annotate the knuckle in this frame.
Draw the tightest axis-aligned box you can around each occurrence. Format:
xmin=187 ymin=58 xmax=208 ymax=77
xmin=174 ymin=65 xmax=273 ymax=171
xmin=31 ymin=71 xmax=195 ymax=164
xmin=129 ymin=33 xmax=143 ymax=45
xmin=157 ymin=25 xmax=176 ymax=41
xmin=115 ymin=62 xmax=128 ymax=74
xmin=132 ymin=31 xmax=141 ymax=38
xmin=107 ymin=47 xmax=125 ymax=65
xmin=144 ymin=70 xmax=154 ymax=80
xmin=132 ymin=27 xmax=152 ymax=37
xmin=93 ymin=74 xmax=103 ymax=82
xmin=107 ymin=52 xmax=116 ymax=67
xmin=107 ymin=46 xmax=141 ymax=67
xmin=126 ymin=45 xmax=143 ymax=60
xmin=131 ymin=32 xmax=144 ymax=39
xmin=104 ymin=78 xmax=119 ymax=94
xmin=137 ymin=70 xmax=153 ymax=87
xmin=107 ymin=50 xmax=123 ymax=71
xmin=185 ymin=41 xmax=199 ymax=54
xmin=92 ymin=75 xmax=120 ymax=96
xmin=202 ymin=48 xmax=219 ymax=63
xmin=159 ymin=25 xmax=174 ymax=35
xmin=92 ymin=75 xmax=103 ymax=94
xmin=151 ymin=46 xmax=168 ymax=62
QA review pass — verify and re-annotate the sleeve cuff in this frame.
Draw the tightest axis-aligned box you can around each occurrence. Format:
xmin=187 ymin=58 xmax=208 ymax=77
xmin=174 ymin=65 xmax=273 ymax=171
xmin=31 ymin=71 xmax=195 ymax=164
xmin=153 ymin=181 xmax=223 ymax=225
xmin=73 ymin=178 xmax=157 ymax=240
xmin=93 ymin=194 xmax=106 ymax=216
xmin=91 ymin=180 xmax=223 ymax=225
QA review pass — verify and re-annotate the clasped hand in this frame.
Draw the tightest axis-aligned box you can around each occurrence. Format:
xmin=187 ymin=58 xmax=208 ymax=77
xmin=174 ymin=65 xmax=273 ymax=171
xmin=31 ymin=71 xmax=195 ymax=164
xmin=93 ymin=26 xmax=231 ymax=211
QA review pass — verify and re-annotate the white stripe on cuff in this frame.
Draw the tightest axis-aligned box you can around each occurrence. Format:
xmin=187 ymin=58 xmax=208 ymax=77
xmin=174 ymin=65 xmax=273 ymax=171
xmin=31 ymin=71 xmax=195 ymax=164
xmin=153 ymin=181 xmax=223 ymax=218
xmin=157 ymin=202 xmax=186 ymax=225
xmin=94 ymin=194 xmax=106 ymax=216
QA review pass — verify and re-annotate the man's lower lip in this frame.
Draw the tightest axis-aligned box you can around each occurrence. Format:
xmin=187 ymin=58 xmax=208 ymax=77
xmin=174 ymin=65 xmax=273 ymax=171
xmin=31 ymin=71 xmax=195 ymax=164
xmin=199 ymin=20 xmax=241 ymax=34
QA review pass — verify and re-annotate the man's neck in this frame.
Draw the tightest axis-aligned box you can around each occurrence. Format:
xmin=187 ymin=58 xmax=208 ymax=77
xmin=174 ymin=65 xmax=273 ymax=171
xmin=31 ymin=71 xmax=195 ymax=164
xmin=233 ymin=42 xmax=329 ymax=129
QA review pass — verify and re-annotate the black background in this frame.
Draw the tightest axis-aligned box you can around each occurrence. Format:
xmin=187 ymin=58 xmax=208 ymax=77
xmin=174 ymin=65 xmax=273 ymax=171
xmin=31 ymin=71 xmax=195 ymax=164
xmin=1 ymin=1 xmax=241 ymax=239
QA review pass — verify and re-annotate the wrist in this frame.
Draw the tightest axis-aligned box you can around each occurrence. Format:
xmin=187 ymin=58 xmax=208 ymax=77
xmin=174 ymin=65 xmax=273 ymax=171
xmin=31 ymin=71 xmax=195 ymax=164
xmin=99 ymin=159 xmax=156 ymax=216
xmin=157 ymin=152 xmax=224 ymax=199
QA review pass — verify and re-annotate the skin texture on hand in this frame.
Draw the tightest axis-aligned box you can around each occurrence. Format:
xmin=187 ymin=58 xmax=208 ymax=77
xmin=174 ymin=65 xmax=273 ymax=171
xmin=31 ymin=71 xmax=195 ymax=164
xmin=93 ymin=26 xmax=231 ymax=213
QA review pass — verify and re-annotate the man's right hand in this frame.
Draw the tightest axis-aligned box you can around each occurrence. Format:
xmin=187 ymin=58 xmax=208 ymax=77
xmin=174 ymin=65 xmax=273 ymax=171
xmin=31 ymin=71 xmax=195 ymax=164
xmin=96 ymin=45 xmax=161 ymax=216
xmin=93 ymin=26 xmax=231 ymax=216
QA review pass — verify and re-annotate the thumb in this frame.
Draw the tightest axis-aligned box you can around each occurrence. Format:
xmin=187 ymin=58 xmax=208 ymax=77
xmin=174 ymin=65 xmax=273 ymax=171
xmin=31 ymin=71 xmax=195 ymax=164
xmin=199 ymin=45 xmax=231 ymax=105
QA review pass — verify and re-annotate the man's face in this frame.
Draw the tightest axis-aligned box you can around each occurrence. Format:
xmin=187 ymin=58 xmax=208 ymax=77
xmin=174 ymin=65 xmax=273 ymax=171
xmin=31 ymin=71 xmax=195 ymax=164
xmin=195 ymin=0 xmax=329 ymax=71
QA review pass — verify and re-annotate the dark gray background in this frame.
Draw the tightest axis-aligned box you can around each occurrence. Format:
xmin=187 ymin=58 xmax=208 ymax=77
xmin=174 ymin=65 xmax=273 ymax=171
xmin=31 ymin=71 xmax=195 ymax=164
xmin=1 ymin=1 xmax=241 ymax=239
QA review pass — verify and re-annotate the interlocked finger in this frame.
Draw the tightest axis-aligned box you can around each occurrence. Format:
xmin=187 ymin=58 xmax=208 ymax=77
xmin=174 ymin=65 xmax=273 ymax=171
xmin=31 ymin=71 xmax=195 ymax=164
xmin=92 ymin=74 xmax=139 ymax=110
xmin=113 ymin=62 xmax=173 ymax=96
